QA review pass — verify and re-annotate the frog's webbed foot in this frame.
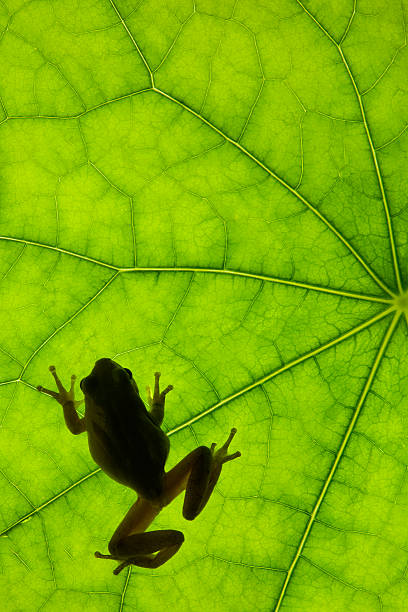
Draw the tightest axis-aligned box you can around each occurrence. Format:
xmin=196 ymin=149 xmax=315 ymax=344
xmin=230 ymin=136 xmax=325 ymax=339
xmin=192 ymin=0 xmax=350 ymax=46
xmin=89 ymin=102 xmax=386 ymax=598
xmin=95 ymin=529 xmax=184 ymax=573
xmin=146 ymin=371 xmax=173 ymax=407
xmin=95 ymin=550 xmax=125 ymax=575
xmin=210 ymin=428 xmax=241 ymax=466
xmin=95 ymin=550 xmax=157 ymax=575
xmin=37 ymin=365 xmax=84 ymax=410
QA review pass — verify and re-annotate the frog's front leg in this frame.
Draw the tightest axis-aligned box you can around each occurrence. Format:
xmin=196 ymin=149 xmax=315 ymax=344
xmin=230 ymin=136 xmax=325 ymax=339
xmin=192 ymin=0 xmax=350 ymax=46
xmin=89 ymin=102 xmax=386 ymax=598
xmin=95 ymin=429 xmax=241 ymax=574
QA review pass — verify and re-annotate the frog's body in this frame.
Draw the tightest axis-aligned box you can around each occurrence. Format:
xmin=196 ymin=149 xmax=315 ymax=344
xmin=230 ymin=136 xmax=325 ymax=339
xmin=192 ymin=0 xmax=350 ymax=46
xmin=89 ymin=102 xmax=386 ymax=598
xmin=87 ymin=404 xmax=170 ymax=499
xmin=84 ymin=359 xmax=170 ymax=500
xmin=37 ymin=358 xmax=240 ymax=573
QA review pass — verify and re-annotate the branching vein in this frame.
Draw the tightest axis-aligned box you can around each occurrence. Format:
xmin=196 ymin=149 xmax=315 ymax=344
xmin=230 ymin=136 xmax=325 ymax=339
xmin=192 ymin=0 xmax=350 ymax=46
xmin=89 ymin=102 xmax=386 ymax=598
xmin=154 ymin=87 xmax=395 ymax=298
xmin=1 ymin=308 xmax=396 ymax=537
xmin=274 ymin=309 xmax=401 ymax=610
xmin=108 ymin=0 xmax=154 ymax=87
xmin=295 ymin=0 xmax=403 ymax=294
xmin=0 ymin=236 xmax=392 ymax=304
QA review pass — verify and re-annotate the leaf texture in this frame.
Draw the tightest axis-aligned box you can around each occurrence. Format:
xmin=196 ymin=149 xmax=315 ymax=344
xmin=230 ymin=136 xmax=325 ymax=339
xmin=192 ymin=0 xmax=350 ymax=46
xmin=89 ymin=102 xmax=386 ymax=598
xmin=0 ymin=1 xmax=407 ymax=610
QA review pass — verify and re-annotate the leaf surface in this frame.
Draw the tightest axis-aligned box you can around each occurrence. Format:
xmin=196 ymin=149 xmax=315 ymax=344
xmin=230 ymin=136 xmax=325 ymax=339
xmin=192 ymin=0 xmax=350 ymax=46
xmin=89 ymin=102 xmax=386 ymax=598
xmin=1 ymin=1 xmax=407 ymax=610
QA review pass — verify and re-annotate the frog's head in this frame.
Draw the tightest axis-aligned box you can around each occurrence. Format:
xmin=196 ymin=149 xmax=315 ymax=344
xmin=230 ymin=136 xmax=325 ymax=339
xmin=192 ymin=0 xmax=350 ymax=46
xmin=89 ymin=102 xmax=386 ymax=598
xmin=80 ymin=358 xmax=141 ymax=404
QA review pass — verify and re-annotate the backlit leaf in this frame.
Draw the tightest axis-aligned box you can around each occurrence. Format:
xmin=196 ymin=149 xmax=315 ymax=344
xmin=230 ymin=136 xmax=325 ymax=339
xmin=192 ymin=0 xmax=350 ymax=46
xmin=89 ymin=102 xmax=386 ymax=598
xmin=1 ymin=1 xmax=407 ymax=610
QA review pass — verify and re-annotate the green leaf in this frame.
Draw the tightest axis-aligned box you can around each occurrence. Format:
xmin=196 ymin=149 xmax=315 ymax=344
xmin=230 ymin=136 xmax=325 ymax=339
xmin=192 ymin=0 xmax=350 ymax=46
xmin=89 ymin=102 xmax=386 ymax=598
xmin=1 ymin=0 xmax=407 ymax=610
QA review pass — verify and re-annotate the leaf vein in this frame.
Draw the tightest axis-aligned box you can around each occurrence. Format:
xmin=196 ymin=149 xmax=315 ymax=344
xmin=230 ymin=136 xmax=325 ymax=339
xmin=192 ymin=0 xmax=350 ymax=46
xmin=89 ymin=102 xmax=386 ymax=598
xmin=153 ymin=87 xmax=395 ymax=297
xmin=0 ymin=237 xmax=393 ymax=303
xmin=274 ymin=310 xmax=401 ymax=610
xmin=295 ymin=0 xmax=403 ymax=293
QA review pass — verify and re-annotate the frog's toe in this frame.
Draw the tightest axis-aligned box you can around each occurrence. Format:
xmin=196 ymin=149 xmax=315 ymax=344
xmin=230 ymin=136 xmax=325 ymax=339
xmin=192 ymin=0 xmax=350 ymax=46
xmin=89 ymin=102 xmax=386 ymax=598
xmin=95 ymin=550 xmax=115 ymax=560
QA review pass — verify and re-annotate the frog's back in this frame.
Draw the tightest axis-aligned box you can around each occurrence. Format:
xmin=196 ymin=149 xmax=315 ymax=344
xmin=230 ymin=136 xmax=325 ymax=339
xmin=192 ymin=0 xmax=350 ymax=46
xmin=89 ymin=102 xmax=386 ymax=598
xmin=87 ymin=405 xmax=170 ymax=501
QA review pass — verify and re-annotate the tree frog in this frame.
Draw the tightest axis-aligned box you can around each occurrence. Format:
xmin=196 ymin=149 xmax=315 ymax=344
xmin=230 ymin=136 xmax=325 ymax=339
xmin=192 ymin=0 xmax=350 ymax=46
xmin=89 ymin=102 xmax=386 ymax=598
xmin=37 ymin=358 xmax=241 ymax=574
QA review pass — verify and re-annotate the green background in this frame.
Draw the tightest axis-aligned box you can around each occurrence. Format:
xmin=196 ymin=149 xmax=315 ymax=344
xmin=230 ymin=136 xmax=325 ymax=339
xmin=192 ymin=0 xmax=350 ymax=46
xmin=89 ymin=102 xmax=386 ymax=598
xmin=1 ymin=0 xmax=408 ymax=610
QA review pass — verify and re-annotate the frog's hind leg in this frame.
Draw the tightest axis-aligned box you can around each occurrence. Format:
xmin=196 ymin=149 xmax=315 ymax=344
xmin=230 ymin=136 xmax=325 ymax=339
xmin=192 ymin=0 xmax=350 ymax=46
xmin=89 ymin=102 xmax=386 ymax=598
xmin=94 ymin=429 xmax=240 ymax=573
xmin=162 ymin=427 xmax=241 ymax=521
xmin=95 ymin=497 xmax=184 ymax=572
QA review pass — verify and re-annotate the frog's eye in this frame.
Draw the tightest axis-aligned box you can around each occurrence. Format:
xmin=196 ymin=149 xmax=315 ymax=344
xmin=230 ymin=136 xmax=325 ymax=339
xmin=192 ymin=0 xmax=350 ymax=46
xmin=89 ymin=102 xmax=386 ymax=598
xmin=123 ymin=368 xmax=133 ymax=379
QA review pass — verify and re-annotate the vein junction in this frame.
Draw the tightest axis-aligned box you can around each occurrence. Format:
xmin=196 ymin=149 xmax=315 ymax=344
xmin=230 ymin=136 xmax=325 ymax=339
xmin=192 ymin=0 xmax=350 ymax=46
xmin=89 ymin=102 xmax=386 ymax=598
xmin=393 ymin=290 xmax=408 ymax=312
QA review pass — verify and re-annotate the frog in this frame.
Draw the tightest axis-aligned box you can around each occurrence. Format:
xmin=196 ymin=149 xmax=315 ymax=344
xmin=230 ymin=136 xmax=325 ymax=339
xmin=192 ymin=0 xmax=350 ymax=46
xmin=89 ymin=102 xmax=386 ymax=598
xmin=37 ymin=358 xmax=241 ymax=574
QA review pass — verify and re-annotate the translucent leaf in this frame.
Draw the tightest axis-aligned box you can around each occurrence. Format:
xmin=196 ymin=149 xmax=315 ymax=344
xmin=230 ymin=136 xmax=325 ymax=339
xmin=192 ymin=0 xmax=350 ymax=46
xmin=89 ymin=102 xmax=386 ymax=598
xmin=1 ymin=1 xmax=407 ymax=610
